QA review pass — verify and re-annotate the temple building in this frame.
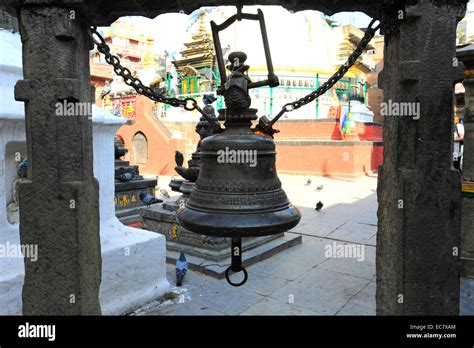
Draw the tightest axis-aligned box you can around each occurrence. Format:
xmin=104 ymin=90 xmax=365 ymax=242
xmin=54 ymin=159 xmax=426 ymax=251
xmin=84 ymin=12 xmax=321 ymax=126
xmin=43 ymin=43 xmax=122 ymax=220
xmin=172 ymin=10 xmax=217 ymax=96
xmin=161 ymin=7 xmax=377 ymax=121
xmin=87 ymin=7 xmax=384 ymax=178
xmin=89 ymin=18 xmax=166 ymax=110
xmin=88 ymin=19 xmax=179 ymax=175
xmin=149 ymin=7 xmax=383 ymax=178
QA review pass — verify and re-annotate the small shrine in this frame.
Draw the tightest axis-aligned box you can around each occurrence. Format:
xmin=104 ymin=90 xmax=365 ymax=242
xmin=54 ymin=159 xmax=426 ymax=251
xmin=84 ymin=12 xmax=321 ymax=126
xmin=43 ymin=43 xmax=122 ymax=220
xmin=114 ymin=137 xmax=160 ymax=226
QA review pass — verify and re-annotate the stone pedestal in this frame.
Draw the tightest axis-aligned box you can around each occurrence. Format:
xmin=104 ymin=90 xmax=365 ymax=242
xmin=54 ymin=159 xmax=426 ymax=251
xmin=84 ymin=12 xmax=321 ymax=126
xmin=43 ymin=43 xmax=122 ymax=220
xmin=376 ymin=0 xmax=465 ymax=315
xmin=457 ymin=45 xmax=474 ymax=279
xmin=169 ymin=178 xmax=186 ymax=193
xmin=114 ymin=140 xmax=159 ymax=226
xmin=142 ymin=179 xmax=301 ymax=278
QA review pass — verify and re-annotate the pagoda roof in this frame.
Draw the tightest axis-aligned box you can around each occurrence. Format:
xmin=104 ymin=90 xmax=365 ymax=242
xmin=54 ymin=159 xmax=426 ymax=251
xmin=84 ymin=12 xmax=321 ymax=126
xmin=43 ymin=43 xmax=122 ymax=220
xmin=180 ymin=46 xmax=214 ymax=56
xmin=173 ymin=56 xmax=214 ymax=66
xmin=172 ymin=56 xmax=214 ymax=70
xmin=184 ymin=38 xmax=213 ymax=47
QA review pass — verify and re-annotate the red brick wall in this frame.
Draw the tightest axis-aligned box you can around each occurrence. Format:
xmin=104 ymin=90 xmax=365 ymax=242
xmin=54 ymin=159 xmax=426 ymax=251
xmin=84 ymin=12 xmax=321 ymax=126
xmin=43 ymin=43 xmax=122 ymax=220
xmin=118 ymin=109 xmax=384 ymax=178
xmin=274 ymin=120 xmax=383 ymax=178
xmin=275 ymin=121 xmax=344 ymax=141
xmin=356 ymin=122 xmax=383 ymax=141
xmin=276 ymin=141 xmax=383 ymax=178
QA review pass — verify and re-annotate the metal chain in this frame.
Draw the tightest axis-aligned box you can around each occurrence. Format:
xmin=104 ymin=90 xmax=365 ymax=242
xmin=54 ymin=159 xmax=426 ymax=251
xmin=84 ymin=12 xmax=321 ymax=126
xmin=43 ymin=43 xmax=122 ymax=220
xmin=88 ymin=26 xmax=220 ymax=128
xmin=267 ymin=18 xmax=383 ymax=127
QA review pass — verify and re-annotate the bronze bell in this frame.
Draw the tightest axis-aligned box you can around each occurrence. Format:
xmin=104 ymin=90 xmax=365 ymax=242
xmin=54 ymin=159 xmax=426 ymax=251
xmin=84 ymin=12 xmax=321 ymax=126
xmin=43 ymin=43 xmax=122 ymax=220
xmin=177 ymin=52 xmax=301 ymax=237
xmin=177 ymin=7 xmax=301 ymax=286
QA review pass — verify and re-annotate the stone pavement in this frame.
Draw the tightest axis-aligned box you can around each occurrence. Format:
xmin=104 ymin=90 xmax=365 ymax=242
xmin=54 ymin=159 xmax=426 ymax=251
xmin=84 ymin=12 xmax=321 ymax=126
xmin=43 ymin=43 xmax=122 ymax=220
xmin=133 ymin=174 xmax=473 ymax=316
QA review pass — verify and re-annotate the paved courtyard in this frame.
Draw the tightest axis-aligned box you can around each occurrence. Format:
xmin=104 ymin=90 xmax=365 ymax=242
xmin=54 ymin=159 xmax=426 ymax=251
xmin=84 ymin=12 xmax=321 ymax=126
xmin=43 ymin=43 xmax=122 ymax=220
xmin=131 ymin=174 xmax=473 ymax=316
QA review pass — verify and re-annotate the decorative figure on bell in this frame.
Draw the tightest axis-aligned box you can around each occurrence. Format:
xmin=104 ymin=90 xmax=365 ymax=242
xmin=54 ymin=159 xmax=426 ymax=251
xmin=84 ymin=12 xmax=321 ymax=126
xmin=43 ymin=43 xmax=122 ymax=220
xmin=224 ymin=52 xmax=251 ymax=110
xmin=221 ymin=51 xmax=279 ymax=138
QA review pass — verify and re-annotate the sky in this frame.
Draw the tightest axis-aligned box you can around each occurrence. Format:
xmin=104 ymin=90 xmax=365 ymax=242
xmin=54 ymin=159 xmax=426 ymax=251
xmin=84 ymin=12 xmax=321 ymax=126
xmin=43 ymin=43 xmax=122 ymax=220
xmin=329 ymin=11 xmax=371 ymax=28
xmin=112 ymin=6 xmax=373 ymax=56
xmin=113 ymin=2 xmax=474 ymax=58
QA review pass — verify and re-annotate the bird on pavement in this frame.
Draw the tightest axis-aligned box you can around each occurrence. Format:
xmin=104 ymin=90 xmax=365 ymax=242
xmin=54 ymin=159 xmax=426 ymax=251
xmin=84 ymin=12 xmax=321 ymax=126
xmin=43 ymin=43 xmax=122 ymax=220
xmin=160 ymin=189 xmax=170 ymax=198
xmin=175 ymin=151 xmax=184 ymax=167
xmin=315 ymin=201 xmax=324 ymax=211
xmin=139 ymin=192 xmax=161 ymax=207
xmin=305 ymin=178 xmax=312 ymax=186
xmin=315 ymin=184 xmax=324 ymax=192
xmin=119 ymin=172 xmax=135 ymax=182
xmin=175 ymin=251 xmax=188 ymax=287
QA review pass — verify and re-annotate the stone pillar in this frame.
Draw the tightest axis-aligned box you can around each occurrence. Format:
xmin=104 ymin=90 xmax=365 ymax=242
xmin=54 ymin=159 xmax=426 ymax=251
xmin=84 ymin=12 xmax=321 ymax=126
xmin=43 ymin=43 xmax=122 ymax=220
xmin=377 ymin=0 xmax=466 ymax=315
xmin=457 ymin=45 xmax=474 ymax=279
xmin=14 ymin=6 xmax=101 ymax=314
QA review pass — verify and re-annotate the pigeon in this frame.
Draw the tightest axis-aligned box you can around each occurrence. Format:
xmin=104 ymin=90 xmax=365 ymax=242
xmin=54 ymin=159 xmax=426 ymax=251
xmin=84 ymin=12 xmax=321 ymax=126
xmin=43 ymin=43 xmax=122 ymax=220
xmin=175 ymin=150 xmax=184 ymax=167
xmin=100 ymin=80 xmax=112 ymax=99
xmin=315 ymin=201 xmax=324 ymax=211
xmin=139 ymin=192 xmax=161 ymax=207
xmin=175 ymin=251 xmax=188 ymax=287
xmin=119 ymin=172 xmax=135 ymax=182
xmin=305 ymin=178 xmax=312 ymax=186
xmin=160 ymin=189 xmax=170 ymax=198
xmin=17 ymin=159 xmax=28 ymax=179
xmin=315 ymin=184 xmax=324 ymax=192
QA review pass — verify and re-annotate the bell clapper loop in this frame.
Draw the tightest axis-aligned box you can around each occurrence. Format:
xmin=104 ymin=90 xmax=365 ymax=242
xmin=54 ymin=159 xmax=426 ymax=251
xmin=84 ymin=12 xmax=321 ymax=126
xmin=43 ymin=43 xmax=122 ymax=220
xmin=225 ymin=238 xmax=248 ymax=287
xmin=225 ymin=267 xmax=248 ymax=287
